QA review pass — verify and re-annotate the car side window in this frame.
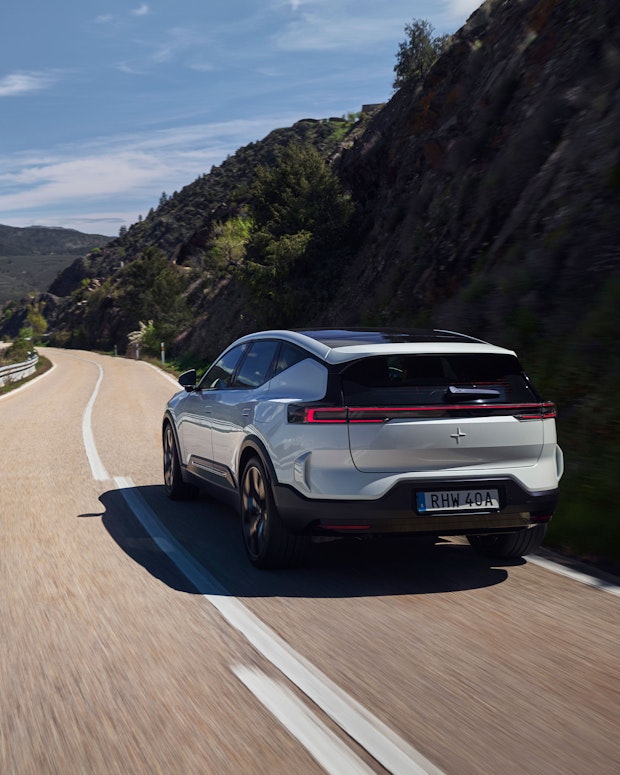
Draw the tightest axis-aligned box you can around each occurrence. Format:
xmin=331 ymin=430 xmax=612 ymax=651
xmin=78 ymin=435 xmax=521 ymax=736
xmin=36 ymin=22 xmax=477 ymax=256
xmin=200 ymin=343 xmax=248 ymax=390
xmin=273 ymin=342 xmax=307 ymax=376
xmin=233 ymin=340 xmax=279 ymax=389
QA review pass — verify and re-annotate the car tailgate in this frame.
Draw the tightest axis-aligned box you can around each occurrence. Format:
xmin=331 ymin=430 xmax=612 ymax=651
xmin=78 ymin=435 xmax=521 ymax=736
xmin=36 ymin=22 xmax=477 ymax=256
xmin=348 ymin=412 xmax=545 ymax=473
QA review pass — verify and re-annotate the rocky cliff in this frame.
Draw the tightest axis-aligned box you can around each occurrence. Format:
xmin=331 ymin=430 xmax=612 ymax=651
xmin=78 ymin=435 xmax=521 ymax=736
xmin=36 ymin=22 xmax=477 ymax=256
xmin=332 ymin=0 xmax=620 ymax=341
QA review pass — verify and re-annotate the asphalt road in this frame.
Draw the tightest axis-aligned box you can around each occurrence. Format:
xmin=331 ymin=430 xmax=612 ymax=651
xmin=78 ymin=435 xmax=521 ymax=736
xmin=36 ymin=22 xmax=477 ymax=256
xmin=1 ymin=348 xmax=619 ymax=774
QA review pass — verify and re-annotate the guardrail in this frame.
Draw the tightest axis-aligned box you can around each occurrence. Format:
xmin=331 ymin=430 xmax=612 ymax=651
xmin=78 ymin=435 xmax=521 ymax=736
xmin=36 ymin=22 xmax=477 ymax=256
xmin=0 ymin=352 xmax=39 ymax=388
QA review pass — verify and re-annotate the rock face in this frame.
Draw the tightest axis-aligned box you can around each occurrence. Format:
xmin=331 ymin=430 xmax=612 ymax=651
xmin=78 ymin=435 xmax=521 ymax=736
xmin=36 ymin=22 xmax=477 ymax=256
xmin=331 ymin=0 xmax=620 ymax=345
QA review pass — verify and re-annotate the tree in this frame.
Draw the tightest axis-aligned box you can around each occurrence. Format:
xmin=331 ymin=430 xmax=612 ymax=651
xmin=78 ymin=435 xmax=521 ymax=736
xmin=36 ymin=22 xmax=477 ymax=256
xmin=5 ymin=327 xmax=33 ymax=362
xmin=249 ymin=144 xmax=353 ymax=251
xmin=81 ymin=247 xmax=191 ymax=356
xmin=393 ymin=19 xmax=451 ymax=90
xmin=27 ymin=301 xmax=47 ymax=343
xmin=244 ymin=144 xmax=355 ymax=323
xmin=206 ymin=216 xmax=253 ymax=271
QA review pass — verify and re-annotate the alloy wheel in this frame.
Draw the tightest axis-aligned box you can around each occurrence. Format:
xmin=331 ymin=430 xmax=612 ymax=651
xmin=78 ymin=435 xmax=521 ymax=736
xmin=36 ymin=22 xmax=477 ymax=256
xmin=242 ymin=463 xmax=268 ymax=559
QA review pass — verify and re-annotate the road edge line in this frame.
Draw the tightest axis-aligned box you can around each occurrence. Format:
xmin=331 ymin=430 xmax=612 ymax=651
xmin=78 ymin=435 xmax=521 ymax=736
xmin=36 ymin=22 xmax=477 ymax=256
xmin=232 ymin=665 xmax=375 ymax=775
xmin=529 ymin=555 xmax=620 ymax=597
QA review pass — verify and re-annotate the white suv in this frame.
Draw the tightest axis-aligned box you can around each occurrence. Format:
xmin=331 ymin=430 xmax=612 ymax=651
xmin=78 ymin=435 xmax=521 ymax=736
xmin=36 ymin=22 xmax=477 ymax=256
xmin=163 ymin=329 xmax=563 ymax=568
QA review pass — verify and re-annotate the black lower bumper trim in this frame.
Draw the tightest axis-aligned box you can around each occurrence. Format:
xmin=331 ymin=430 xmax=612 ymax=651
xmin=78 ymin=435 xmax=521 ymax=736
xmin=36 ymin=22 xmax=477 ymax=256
xmin=272 ymin=477 xmax=559 ymax=536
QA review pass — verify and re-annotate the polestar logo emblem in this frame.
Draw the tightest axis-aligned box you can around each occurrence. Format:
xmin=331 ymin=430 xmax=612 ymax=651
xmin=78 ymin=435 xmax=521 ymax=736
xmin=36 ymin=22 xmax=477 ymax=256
xmin=450 ymin=427 xmax=467 ymax=444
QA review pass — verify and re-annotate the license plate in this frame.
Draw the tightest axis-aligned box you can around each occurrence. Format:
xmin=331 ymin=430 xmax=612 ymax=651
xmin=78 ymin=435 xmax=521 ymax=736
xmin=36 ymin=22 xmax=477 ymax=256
xmin=416 ymin=489 xmax=500 ymax=513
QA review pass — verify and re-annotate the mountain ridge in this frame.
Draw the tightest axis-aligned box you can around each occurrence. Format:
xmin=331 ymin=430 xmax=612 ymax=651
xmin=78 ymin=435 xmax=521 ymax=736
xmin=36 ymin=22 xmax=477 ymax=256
xmin=0 ymin=224 xmax=111 ymax=305
xmin=0 ymin=224 xmax=110 ymax=256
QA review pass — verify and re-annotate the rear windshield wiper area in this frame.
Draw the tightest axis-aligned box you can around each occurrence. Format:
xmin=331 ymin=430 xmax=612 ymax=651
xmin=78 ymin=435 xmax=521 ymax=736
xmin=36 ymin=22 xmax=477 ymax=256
xmin=444 ymin=385 xmax=501 ymax=402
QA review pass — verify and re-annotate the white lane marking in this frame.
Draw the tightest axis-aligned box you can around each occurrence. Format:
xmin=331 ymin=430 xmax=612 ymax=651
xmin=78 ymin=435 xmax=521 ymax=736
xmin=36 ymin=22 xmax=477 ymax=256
xmin=142 ymin=360 xmax=180 ymax=387
xmin=1 ymin=350 xmax=108 ymax=482
xmin=529 ymin=555 xmax=620 ymax=598
xmin=114 ymin=476 xmax=228 ymax=590
xmin=233 ymin=665 xmax=375 ymax=775
xmin=82 ymin=361 xmax=110 ymax=481
xmin=202 ymin=596 xmax=442 ymax=775
xmin=113 ymin=476 xmax=444 ymax=775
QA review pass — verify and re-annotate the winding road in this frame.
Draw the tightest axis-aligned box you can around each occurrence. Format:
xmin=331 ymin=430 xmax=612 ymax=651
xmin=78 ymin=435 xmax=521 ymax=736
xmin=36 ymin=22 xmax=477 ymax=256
xmin=1 ymin=348 xmax=619 ymax=774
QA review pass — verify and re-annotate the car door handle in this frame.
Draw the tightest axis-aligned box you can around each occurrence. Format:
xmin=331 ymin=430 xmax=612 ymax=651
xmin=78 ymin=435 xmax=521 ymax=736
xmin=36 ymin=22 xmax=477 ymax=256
xmin=242 ymin=409 xmax=251 ymax=417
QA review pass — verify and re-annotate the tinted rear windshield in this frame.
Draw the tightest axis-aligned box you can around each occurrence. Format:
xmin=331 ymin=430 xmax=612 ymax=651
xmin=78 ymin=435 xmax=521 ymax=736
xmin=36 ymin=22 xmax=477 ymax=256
xmin=341 ymin=354 xmax=537 ymax=406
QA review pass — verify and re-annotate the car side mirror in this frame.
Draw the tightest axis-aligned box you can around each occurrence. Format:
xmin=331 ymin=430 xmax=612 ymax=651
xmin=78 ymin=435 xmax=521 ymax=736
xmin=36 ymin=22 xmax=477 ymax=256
xmin=178 ymin=369 xmax=197 ymax=391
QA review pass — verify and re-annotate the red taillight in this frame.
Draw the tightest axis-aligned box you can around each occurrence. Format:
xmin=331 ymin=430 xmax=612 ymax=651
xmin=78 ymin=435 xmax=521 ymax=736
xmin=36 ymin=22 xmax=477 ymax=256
xmin=321 ymin=524 xmax=371 ymax=531
xmin=530 ymin=514 xmax=553 ymax=523
xmin=287 ymin=405 xmax=386 ymax=423
xmin=516 ymin=402 xmax=557 ymax=421
xmin=305 ymin=407 xmax=348 ymax=423
xmin=288 ymin=405 xmax=348 ymax=423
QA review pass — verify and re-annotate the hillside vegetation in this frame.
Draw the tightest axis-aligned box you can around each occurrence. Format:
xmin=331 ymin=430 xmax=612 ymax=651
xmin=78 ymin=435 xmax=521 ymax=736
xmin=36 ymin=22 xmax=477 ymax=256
xmin=1 ymin=0 xmax=619 ymax=565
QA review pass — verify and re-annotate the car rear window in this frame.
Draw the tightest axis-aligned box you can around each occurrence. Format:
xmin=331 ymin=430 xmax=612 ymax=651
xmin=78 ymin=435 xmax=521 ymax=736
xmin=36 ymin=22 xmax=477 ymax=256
xmin=340 ymin=354 xmax=537 ymax=406
xmin=274 ymin=342 xmax=308 ymax=375
xmin=233 ymin=340 xmax=280 ymax=388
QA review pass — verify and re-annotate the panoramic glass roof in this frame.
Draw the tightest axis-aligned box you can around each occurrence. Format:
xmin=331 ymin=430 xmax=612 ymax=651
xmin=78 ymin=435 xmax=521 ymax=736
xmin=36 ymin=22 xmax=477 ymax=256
xmin=296 ymin=328 xmax=482 ymax=348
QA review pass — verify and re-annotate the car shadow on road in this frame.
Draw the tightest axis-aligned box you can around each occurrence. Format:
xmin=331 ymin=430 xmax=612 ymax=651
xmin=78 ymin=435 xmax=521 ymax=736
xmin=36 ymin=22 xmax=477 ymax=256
xmin=89 ymin=483 xmax=522 ymax=599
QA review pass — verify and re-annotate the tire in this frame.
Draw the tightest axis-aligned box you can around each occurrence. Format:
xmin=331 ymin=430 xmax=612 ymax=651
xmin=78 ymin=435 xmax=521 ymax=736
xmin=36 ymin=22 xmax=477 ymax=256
xmin=163 ymin=423 xmax=198 ymax=500
xmin=467 ymin=524 xmax=547 ymax=559
xmin=240 ymin=456 xmax=306 ymax=569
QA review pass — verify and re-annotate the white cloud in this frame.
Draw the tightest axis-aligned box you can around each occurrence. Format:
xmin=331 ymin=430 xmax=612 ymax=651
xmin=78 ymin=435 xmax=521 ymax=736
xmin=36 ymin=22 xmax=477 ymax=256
xmin=114 ymin=26 xmax=211 ymax=72
xmin=0 ymin=72 xmax=57 ymax=98
xmin=131 ymin=4 xmax=150 ymax=17
xmin=189 ymin=62 xmax=216 ymax=73
xmin=274 ymin=11 xmax=407 ymax=51
xmin=116 ymin=61 xmax=147 ymax=75
xmin=150 ymin=27 xmax=207 ymax=64
xmin=272 ymin=0 xmax=325 ymax=11
xmin=271 ymin=0 xmax=482 ymax=51
xmin=444 ymin=0 xmax=481 ymax=18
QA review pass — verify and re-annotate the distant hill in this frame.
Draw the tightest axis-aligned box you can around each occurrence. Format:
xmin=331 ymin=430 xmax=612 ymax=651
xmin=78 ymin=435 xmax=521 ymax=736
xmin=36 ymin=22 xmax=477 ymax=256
xmin=0 ymin=225 xmax=111 ymax=304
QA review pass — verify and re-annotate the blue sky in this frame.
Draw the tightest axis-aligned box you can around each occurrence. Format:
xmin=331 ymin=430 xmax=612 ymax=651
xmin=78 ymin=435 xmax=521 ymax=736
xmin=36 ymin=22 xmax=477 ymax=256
xmin=0 ymin=1 xmax=480 ymax=237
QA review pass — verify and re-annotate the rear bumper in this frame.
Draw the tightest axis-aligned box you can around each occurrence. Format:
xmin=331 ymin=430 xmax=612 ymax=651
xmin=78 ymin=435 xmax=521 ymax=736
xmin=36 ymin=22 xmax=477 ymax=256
xmin=272 ymin=476 xmax=559 ymax=536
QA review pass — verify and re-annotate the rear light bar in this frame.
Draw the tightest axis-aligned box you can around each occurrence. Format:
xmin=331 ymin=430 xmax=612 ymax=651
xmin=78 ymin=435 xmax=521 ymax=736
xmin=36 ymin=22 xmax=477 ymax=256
xmin=515 ymin=403 xmax=557 ymax=421
xmin=288 ymin=402 xmax=557 ymax=424
xmin=294 ymin=407 xmax=350 ymax=423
